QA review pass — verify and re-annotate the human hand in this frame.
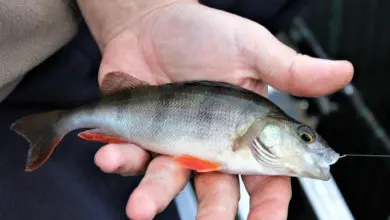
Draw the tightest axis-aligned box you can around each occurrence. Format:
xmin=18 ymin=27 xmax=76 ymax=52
xmin=77 ymin=1 xmax=353 ymax=219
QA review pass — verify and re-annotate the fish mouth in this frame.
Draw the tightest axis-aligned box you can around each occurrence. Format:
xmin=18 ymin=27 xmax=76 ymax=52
xmin=296 ymin=149 xmax=339 ymax=180
xmin=286 ymin=163 xmax=331 ymax=181
xmin=299 ymin=166 xmax=331 ymax=181
xmin=302 ymin=169 xmax=331 ymax=181
xmin=325 ymin=150 xmax=340 ymax=165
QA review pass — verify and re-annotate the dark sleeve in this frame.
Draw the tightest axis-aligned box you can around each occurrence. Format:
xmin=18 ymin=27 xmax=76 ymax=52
xmin=201 ymin=0 xmax=308 ymax=33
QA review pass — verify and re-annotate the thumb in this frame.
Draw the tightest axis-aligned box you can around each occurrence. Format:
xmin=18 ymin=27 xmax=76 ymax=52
xmin=246 ymin=25 xmax=353 ymax=97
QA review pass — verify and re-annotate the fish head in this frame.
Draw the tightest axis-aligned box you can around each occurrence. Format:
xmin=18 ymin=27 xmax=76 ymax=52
xmin=250 ymin=114 xmax=340 ymax=181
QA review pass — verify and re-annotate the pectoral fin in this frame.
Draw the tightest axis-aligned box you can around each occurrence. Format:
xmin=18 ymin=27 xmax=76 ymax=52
xmin=232 ymin=117 xmax=259 ymax=151
xmin=173 ymin=155 xmax=222 ymax=172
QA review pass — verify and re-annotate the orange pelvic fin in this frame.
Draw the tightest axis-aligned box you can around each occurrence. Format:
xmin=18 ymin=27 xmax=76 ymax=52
xmin=173 ymin=155 xmax=222 ymax=172
xmin=78 ymin=129 xmax=128 ymax=144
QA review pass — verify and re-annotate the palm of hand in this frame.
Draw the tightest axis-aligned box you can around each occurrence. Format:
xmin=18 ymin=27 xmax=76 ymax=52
xmin=99 ymin=4 xmax=271 ymax=95
xmin=94 ymin=2 xmax=353 ymax=220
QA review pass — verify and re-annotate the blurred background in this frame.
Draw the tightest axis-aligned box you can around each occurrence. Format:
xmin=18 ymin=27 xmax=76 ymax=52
xmin=174 ymin=1 xmax=390 ymax=220
xmin=2 ymin=0 xmax=388 ymax=220
xmin=279 ymin=1 xmax=390 ymax=219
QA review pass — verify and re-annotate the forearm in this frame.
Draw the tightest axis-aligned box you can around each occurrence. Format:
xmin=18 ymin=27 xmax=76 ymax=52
xmin=76 ymin=0 xmax=195 ymax=50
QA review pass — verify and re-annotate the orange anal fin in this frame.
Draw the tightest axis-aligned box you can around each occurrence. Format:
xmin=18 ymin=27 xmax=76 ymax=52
xmin=77 ymin=129 xmax=128 ymax=144
xmin=173 ymin=155 xmax=221 ymax=172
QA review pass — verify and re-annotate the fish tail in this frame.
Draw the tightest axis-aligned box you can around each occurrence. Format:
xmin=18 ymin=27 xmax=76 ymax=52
xmin=10 ymin=110 xmax=67 ymax=171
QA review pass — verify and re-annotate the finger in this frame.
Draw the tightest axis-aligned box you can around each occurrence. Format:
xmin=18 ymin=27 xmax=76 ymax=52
xmin=242 ymin=175 xmax=291 ymax=220
xmin=194 ymin=172 xmax=240 ymax=220
xmin=94 ymin=143 xmax=151 ymax=176
xmin=126 ymin=156 xmax=191 ymax=220
xmin=244 ymin=24 xmax=353 ymax=97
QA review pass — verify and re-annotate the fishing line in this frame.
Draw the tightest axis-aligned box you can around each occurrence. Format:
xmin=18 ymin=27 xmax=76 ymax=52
xmin=339 ymin=154 xmax=390 ymax=159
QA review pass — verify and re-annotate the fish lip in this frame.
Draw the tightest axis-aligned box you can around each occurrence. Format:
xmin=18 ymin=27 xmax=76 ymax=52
xmin=298 ymin=149 xmax=339 ymax=180
xmin=298 ymin=166 xmax=331 ymax=181
xmin=327 ymin=151 xmax=340 ymax=165
xmin=312 ymin=171 xmax=331 ymax=181
xmin=311 ymin=148 xmax=340 ymax=166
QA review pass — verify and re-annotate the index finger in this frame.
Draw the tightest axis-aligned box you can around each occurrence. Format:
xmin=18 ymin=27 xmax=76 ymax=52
xmin=242 ymin=175 xmax=292 ymax=220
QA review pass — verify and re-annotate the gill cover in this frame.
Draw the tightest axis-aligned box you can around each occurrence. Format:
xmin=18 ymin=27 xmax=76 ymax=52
xmin=248 ymin=114 xmax=340 ymax=180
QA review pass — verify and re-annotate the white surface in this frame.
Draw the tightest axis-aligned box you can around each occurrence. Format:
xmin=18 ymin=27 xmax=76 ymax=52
xmin=237 ymin=176 xmax=250 ymax=220
xmin=174 ymin=182 xmax=198 ymax=220
xmin=268 ymin=85 xmax=277 ymax=94
xmin=299 ymin=176 xmax=355 ymax=220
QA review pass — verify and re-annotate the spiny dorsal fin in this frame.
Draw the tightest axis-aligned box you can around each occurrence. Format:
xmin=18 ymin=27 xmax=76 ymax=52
xmin=100 ymin=71 xmax=150 ymax=96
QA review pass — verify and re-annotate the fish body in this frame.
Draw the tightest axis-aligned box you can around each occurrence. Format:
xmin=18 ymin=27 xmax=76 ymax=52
xmin=10 ymin=72 xmax=340 ymax=180
xmin=61 ymin=81 xmax=277 ymax=174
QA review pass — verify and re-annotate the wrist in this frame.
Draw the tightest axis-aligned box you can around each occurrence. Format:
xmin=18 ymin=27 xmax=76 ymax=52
xmin=76 ymin=0 xmax=198 ymax=50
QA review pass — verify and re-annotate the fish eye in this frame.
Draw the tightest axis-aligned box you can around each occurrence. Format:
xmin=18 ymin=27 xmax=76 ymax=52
xmin=296 ymin=125 xmax=316 ymax=144
xmin=300 ymin=132 xmax=314 ymax=143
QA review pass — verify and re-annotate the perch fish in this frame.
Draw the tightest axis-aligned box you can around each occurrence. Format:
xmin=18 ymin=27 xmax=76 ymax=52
xmin=10 ymin=72 xmax=340 ymax=181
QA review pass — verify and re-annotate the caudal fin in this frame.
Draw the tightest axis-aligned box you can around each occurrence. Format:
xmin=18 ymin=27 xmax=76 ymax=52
xmin=10 ymin=110 xmax=66 ymax=171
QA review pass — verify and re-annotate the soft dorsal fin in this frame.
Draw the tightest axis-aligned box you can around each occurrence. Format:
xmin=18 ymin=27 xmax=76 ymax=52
xmin=100 ymin=71 xmax=150 ymax=95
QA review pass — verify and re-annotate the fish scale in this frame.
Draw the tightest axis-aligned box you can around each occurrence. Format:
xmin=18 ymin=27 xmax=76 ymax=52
xmin=61 ymin=83 xmax=266 ymax=162
xmin=103 ymin=88 xmax=258 ymax=158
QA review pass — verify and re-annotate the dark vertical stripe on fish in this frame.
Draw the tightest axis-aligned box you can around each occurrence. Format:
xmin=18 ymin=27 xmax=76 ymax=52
xmin=194 ymin=92 xmax=214 ymax=140
xmin=241 ymin=96 xmax=256 ymax=115
xmin=151 ymin=89 xmax=174 ymax=138
xmin=115 ymin=103 xmax=125 ymax=121
xmin=198 ymin=85 xmax=227 ymax=139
